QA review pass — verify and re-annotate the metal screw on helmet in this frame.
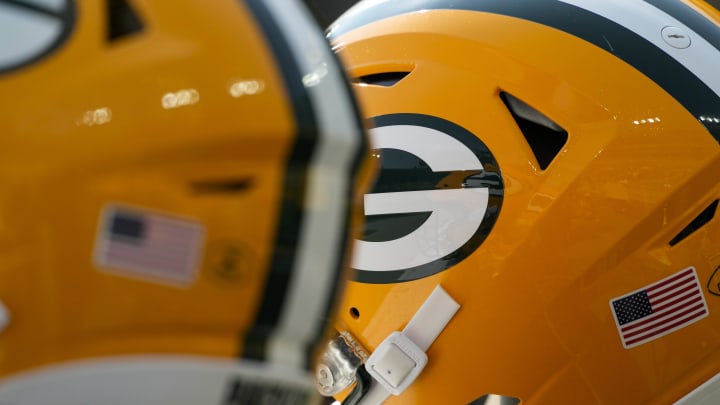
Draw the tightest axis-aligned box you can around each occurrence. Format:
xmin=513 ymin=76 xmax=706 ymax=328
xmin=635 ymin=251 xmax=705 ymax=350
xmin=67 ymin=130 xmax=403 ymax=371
xmin=661 ymin=26 xmax=691 ymax=49
xmin=316 ymin=364 xmax=335 ymax=388
xmin=315 ymin=332 xmax=368 ymax=396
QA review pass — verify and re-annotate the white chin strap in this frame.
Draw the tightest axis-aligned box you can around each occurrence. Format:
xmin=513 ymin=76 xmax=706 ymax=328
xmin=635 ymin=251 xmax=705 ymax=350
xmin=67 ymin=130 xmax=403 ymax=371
xmin=360 ymin=285 xmax=460 ymax=405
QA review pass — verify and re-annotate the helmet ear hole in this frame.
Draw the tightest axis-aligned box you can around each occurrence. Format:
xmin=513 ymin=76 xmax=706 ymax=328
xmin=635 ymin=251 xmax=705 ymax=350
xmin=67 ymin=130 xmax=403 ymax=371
xmin=500 ymin=92 xmax=568 ymax=170
xmin=349 ymin=307 xmax=360 ymax=319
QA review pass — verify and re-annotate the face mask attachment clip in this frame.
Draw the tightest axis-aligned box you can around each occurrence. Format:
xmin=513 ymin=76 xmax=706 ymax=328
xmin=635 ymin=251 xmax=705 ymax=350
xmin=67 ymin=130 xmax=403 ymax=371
xmin=316 ymin=331 xmax=369 ymax=398
xmin=315 ymin=285 xmax=460 ymax=405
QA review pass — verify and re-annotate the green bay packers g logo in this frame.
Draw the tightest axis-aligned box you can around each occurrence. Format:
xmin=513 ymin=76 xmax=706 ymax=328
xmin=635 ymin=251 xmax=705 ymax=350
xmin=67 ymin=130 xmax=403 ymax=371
xmin=353 ymin=113 xmax=503 ymax=283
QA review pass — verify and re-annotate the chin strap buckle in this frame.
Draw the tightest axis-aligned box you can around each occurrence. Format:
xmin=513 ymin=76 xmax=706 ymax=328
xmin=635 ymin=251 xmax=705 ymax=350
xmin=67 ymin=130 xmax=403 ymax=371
xmin=365 ymin=331 xmax=427 ymax=395
xmin=314 ymin=285 xmax=460 ymax=405
xmin=362 ymin=285 xmax=460 ymax=403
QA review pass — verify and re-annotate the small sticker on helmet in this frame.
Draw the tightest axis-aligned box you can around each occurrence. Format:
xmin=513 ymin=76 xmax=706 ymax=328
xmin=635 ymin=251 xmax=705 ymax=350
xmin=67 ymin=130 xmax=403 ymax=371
xmin=610 ymin=267 xmax=708 ymax=349
xmin=93 ymin=205 xmax=205 ymax=286
xmin=707 ymin=265 xmax=720 ymax=296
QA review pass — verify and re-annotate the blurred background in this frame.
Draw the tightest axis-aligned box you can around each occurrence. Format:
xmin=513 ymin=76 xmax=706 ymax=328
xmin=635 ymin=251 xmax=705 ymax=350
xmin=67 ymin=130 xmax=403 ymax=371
xmin=309 ymin=0 xmax=358 ymax=28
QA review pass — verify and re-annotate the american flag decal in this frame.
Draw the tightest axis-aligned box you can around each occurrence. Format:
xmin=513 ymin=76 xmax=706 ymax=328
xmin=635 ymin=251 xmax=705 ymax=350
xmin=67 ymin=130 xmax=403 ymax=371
xmin=610 ymin=267 xmax=708 ymax=349
xmin=94 ymin=206 xmax=204 ymax=286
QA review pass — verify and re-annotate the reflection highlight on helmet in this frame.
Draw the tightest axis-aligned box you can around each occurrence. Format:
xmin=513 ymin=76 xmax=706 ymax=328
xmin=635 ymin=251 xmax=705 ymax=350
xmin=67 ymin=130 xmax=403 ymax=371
xmin=228 ymin=79 xmax=265 ymax=97
xmin=632 ymin=116 xmax=662 ymax=125
xmin=78 ymin=107 xmax=112 ymax=126
xmin=302 ymin=63 xmax=328 ymax=87
xmin=161 ymin=88 xmax=199 ymax=109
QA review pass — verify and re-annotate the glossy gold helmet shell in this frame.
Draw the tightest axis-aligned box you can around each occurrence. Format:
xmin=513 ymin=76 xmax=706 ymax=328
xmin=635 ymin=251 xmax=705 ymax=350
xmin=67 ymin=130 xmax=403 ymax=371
xmin=328 ymin=0 xmax=720 ymax=403
xmin=0 ymin=0 xmax=372 ymax=402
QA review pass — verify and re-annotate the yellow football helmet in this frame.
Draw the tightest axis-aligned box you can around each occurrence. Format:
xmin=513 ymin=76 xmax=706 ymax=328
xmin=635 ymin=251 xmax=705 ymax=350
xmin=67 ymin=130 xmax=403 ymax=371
xmin=0 ymin=0 xmax=372 ymax=403
xmin=318 ymin=0 xmax=720 ymax=404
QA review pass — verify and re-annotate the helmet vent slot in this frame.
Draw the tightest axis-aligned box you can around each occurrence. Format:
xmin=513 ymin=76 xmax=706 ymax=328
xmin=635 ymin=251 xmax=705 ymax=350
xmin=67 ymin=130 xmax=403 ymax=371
xmin=669 ymin=200 xmax=718 ymax=246
xmin=107 ymin=0 xmax=144 ymax=42
xmin=500 ymin=92 xmax=568 ymax=170
xmin=354 ymin=72 xmax=409 ymax=87
xmin=190 ymin=177 xmax=254 ymax=194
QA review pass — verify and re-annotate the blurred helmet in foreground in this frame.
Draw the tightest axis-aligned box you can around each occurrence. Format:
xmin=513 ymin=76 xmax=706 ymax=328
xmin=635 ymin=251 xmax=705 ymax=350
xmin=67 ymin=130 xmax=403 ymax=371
xmin=317 ymin=0 xmax=720 ymax=404
xmin=0 ymin=0 xmax=372 ymax=403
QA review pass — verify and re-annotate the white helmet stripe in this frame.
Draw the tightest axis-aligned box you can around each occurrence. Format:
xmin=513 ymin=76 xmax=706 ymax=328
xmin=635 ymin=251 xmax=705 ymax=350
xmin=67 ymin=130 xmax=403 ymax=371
xmin=243 ymin=0 xmax=366 ymax=371
xmin=329 ymin=0 xmax=720 ymax=143
xmin=644 ymin=0 xmax=720 ymax=52
xmin=559 ymin=0 xmax=720 ymax=99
